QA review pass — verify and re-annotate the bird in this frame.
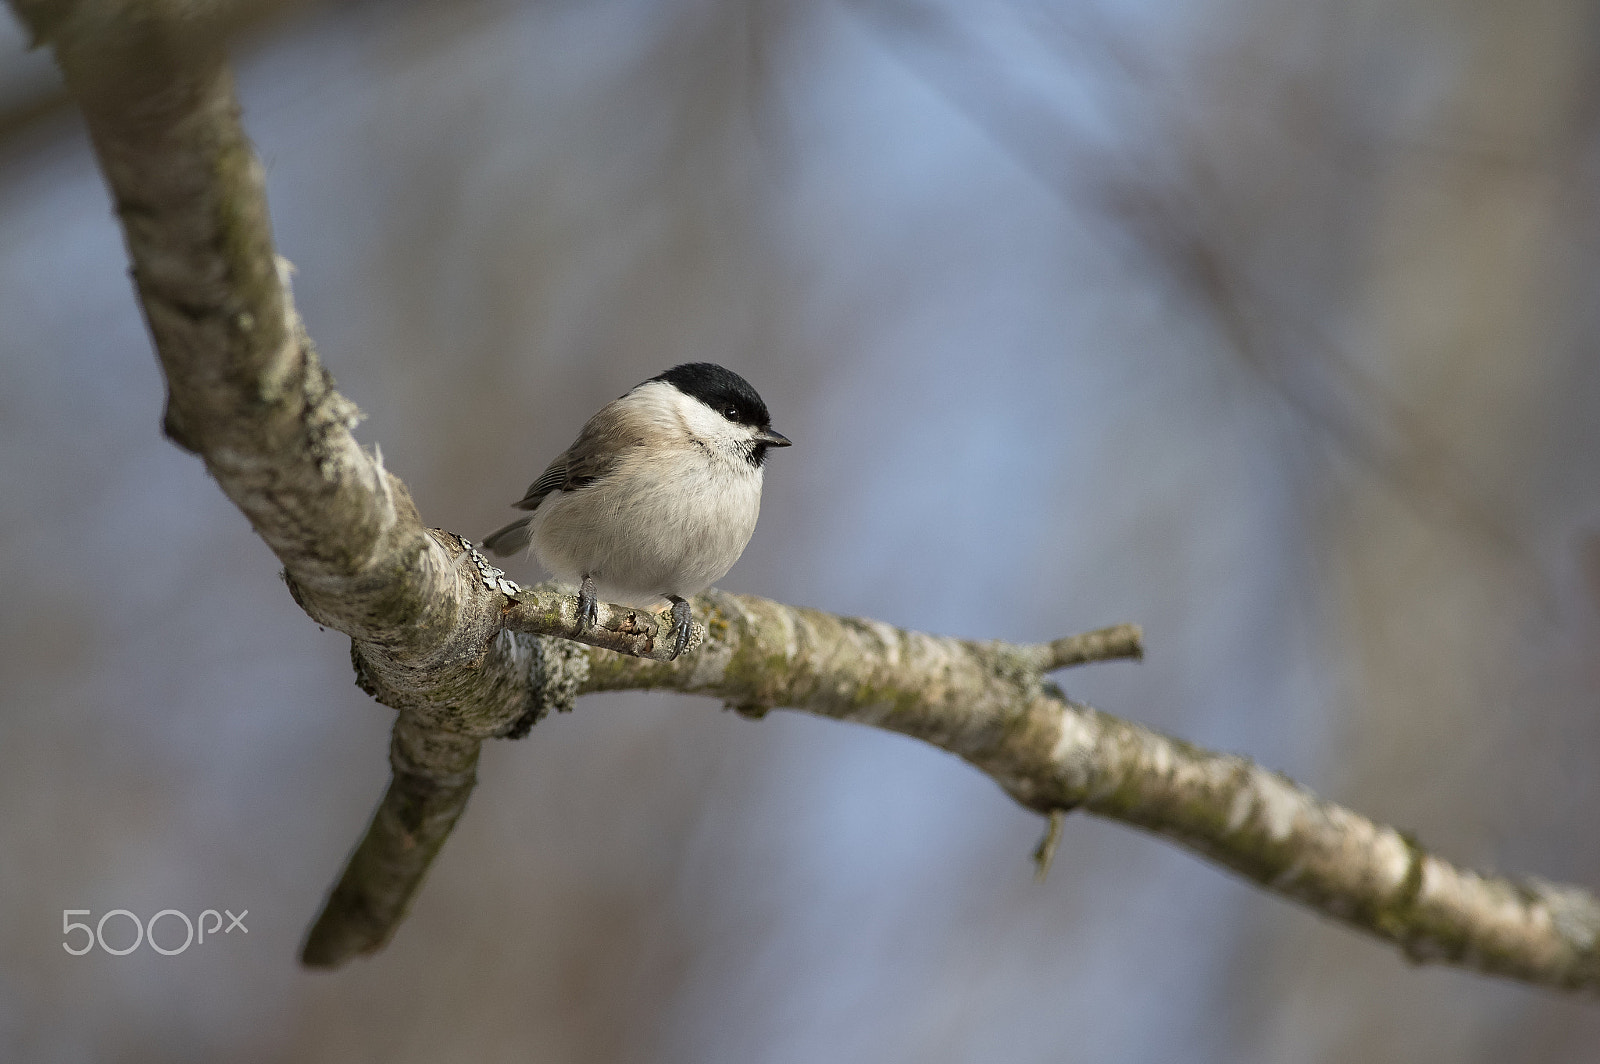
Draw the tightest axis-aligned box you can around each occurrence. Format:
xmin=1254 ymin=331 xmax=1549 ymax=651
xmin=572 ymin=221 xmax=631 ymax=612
xmin=482 ymin=362 xmax=791 ymax=659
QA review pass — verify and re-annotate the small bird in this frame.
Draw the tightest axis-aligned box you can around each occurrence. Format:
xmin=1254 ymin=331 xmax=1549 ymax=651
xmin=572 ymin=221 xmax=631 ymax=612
xmin=483 ymin=363 xmax=791 ymax=659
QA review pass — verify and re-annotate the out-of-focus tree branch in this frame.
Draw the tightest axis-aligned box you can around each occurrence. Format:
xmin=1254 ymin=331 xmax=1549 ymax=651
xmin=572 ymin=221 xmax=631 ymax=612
xmin=849 ymin=0 xmax=1549 ymax=598
xmin=17 ymin=0 xmax=1600 ymax=993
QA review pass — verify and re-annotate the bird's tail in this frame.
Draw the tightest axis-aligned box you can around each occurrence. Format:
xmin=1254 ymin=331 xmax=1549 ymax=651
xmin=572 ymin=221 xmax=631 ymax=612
xmin=482 ymin=516 xmax=533 ymax=556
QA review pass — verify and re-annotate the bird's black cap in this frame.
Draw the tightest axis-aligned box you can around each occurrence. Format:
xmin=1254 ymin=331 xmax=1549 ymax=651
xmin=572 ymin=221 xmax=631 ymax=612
xmin=651 ymin=363 xmax=772 ymax=428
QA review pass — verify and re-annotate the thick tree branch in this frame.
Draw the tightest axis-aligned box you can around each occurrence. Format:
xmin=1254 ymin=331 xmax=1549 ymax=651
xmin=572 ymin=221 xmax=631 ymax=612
xmin=300 ymin=719 xmax=480 ymax=967
xmin=20 ymin=0 xmax=1600 ymax=993
xmin=582 ymin=592 xmax=1600 ymax=989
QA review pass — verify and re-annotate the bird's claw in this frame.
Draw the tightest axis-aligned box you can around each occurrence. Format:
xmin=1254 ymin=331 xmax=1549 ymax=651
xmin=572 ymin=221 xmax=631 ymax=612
xmin=667 ymin=597 xmax=693 ymax=661
xmin=577 ymin=575 xmax=599 ymax=631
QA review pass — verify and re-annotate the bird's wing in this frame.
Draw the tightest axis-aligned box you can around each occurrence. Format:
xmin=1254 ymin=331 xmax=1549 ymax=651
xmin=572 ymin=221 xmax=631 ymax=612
xmin=510 ymin=459 xmax=575 ymax=512
xmin=510 ymin=400 xmax=642 ymax=512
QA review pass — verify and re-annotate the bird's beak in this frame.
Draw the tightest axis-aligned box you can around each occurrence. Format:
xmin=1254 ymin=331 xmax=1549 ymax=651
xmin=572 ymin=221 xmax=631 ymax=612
xmin=755 ymin=427 xmax=792 ymax=447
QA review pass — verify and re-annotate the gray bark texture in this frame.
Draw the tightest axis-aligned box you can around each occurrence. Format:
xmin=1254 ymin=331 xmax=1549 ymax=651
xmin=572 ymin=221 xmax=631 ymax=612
xmin=17 ymin=0 xmax=1600 ymax=989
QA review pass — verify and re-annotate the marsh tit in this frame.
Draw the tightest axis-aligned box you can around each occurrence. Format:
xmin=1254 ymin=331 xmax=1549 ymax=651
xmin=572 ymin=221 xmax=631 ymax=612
xmin=482 ymin=362 xmax=791 ymax=659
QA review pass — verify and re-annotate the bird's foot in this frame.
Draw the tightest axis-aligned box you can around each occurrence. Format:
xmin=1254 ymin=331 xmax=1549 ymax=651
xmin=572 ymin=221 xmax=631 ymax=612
xmin=577 ymin=574 xmax=600 ymax=631
xmin=666 ymin=596 xmax=693 ymax=660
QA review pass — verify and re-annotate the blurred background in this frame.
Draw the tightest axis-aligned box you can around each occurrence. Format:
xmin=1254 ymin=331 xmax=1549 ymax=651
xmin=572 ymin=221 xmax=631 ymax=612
xmin=3 ymin=0 xmax=1600 ymax=1059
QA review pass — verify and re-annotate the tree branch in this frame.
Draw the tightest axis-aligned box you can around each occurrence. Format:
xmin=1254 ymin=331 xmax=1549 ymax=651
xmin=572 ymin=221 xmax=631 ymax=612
xmin=1026 ymin=622 xmax=1144 ymax=671
xmin=19 ymin=0 xmax=1600 ymax=994
xmin=300 ymin=718 xmax=480 ymax=967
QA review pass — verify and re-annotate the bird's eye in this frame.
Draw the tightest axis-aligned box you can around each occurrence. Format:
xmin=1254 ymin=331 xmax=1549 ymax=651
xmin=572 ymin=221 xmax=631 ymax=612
xmin=725 ymin=406 xmax=739 ymax=420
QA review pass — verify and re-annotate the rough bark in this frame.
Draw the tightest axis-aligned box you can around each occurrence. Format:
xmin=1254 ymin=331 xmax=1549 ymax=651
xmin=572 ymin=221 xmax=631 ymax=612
xmin=16 ymin=0 xmax=1600 ymax=992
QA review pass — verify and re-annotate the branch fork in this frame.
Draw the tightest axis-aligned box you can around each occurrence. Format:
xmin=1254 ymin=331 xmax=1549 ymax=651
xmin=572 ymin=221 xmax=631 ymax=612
xmin=20 ymin=0 xmax=1600 ymax=995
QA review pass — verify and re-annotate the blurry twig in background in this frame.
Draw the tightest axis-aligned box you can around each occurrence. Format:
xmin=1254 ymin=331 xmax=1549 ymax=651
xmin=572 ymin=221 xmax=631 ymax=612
xmin=849 ymin=0 xmax=1551 ymax=603
xmin=16 ymin=0 xmax=1600 ymax=995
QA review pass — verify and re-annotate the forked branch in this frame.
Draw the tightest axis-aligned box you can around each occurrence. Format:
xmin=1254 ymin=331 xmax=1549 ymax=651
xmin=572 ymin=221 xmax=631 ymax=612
xmin=19 ymin=0 xmax=1600 ymax=992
